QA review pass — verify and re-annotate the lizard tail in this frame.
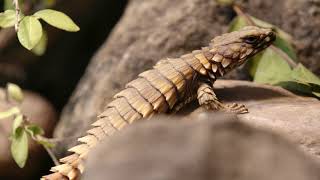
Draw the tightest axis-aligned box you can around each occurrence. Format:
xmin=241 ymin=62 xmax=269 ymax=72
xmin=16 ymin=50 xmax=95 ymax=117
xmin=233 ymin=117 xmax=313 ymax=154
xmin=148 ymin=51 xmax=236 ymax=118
xmin=42 ymin=113 xmax=115 ymax=180
xmin=42 ymin=91 xmax=155 ymax=180
xmin=43 ymin=61 xmax=190 ymax=179
xmin=41 ymin=171 xmax=70 ymax=180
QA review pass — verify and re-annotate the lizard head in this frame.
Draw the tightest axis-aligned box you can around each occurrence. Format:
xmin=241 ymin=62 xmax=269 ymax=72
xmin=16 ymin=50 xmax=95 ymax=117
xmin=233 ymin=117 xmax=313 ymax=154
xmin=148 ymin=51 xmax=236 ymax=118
xmin=209 ymin=26 xmax=276 ymax=68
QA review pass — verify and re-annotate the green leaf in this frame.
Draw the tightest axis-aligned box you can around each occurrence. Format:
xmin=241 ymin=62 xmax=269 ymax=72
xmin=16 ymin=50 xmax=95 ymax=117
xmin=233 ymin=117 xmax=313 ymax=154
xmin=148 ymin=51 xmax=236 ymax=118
xmin=4 ymin=0 xmax=14 ymax=10
xmin=31 ymin=30 xmax=48 ymax=56
xmin=12 ymin=114 xmax=23 ymax=134
xmin=228 ymin=16 xmax=247 ymax=32
xmin=253 ymin=48 xmax=292 ymax=84
xmin=34 ymin=9 xmax=80 ymax=32
xmin=25 ymin=124 xmax=44 ymax=138
xmin=291 ymin=63 xmax=320 ymax=85
xmin=312 ymin=91 xmax=320 ymax=98
xmin=0 ymin=107 xmax=20 ymax=119
xmin=247 ymin=57 xmax=258 ymax=77
xmin=309 ymin=83 xmax=320 ymax=96
xmin=7 ymin=83 xmax=24 ymax=103
xmin=256 ymin=62 xmax=320 ymax=98
xmin=11 ymin=128 xmax=28 ymax=168
xmin=18 ymin=16 xmax=43 ymax=50
xmin=272 ymin=36 xmax=297 ymax=61
xmin=277 ymin=81 xmax=313 ymax=96
xmin=0 ymin=10 xmax=15 ymax=28
xmin=290 ymin=64 xmax=320 ymax=98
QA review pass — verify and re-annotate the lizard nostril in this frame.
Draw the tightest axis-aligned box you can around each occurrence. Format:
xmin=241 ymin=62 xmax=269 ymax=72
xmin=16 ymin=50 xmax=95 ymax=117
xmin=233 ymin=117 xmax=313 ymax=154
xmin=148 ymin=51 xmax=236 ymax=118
xmin=265 ymin=31 xmax=276 ymax=42
xmin=268 ymin=31 xmax=275 ymax=38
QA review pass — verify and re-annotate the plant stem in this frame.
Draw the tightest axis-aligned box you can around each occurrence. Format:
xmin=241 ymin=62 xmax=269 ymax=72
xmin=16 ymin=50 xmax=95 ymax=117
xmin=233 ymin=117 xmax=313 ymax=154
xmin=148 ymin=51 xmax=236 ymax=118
xmin=233 ymin=5 xmax=255 ymax=25
xmin=13 ymin=0 xmax=21 ymax=32
xmin=22 ymin=116 xmax=60 ymax=165
xmin=43 ymin=145 xmax=60 ymax=166
xmin=233 ymin=5 xmax=298 ymax=68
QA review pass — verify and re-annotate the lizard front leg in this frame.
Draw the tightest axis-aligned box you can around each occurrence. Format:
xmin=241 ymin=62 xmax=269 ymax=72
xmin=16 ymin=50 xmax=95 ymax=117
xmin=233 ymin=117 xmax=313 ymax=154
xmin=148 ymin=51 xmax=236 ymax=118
xmin=197 ymin=82 xmax=248 ymax=114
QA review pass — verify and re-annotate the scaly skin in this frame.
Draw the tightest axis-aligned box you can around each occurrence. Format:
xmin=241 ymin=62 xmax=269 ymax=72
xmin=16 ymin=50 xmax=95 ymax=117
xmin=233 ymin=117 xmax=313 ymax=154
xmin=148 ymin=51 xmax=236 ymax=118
xmin=43 ymin=26 xmax=275 ymax=180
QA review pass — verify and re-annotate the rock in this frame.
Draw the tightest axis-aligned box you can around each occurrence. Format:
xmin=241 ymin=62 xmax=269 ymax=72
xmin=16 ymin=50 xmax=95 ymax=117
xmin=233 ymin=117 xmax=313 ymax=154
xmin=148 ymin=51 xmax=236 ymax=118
xmin=84 ymin=114 xmax=320 ymax=180
xmin=179 ymin=80 xmax=298 ymax=114
xmin=184 ymin=80 xmax=320 ymax=160
xmin=0 ymin=89 xmax=57 ymax=179
xmin=217 ymin=80 xmax=320 ymax=160
xmin=240 ymin=99 xmax=320 ymax=160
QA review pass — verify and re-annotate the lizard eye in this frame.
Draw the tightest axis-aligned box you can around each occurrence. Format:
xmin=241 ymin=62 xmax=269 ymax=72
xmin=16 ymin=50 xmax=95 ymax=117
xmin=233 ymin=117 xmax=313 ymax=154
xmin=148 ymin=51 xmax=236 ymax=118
xmin=244 ymin=36 xmax=259 ymax=44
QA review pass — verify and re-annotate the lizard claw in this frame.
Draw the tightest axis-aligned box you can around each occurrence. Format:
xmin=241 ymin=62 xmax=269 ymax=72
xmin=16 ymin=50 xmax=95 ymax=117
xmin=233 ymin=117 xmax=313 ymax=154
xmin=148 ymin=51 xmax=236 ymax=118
xmin=223 ymin=103 xmax=248 ymax=114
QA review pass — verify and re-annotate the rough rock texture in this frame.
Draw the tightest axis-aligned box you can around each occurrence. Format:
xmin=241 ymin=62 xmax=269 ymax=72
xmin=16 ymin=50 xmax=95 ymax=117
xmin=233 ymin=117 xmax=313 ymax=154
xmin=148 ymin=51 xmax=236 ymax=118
xmin=240 ymin=98 xmax=320 ymax=160
xmin=83 ymin=114 xmax=320 ymax=180
xmin=192 ymin=80 xmax=320 ymax=160
xmin=54 ymin=0 xmax=320 ymax=155
xmin=0 ymin=89 xmax=57 ymax=179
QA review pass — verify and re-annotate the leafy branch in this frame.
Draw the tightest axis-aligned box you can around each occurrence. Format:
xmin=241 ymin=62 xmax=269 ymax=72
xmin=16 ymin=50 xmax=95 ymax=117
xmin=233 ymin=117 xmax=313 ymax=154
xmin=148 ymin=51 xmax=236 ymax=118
xmin=0 ymin=83 xmax=58 ymax=168
xmin=0 ymin=0 xmax=80 ymax=55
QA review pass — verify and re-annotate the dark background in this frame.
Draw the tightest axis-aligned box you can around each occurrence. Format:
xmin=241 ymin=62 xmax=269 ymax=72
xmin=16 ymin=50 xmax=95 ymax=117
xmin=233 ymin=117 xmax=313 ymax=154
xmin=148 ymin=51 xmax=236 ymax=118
xmin=0 ymin=0 xmax=128 ymax=111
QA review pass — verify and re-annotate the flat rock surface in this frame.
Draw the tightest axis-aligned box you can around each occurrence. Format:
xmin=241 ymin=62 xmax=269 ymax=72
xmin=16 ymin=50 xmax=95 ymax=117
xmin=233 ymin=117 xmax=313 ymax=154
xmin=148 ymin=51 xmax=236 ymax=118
xmin=239 ymin=98 xmax=320 ymax=159
xmin=84 ymin=114 xmax=320 ymax=180
xmin=185 ymin=80 xmax=320 ymax=160
xmin=218 ymin=80 xmax=320 ymax=160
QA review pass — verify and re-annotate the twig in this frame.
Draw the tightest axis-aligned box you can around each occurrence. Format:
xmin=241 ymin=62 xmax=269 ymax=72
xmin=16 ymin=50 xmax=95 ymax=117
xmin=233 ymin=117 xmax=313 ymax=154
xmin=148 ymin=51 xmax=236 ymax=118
xmin=43 ymin=145 xmax=60 ymax=166
xmin=233 ymin=5 xmax=298 ymax=68
xmin=22 ymin=116 xmax=63 ymax=166
xmin=39 ymin=135 xmax=81 ymax=143
xmin=233 ymin=5 xmax=255 ymax=26
xmin=37 ymin=135 xmax=82 ymax=166
xmin=13 ymin=0 xmax=21 ymax=32
xmin=35 ymin=135 xmax=61 ymax=166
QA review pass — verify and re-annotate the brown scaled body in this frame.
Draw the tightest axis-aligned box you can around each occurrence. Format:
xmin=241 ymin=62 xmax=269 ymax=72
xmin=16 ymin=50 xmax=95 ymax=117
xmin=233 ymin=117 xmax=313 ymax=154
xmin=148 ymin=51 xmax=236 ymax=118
xmin=43 ymin=26 xmax=275 ymax=180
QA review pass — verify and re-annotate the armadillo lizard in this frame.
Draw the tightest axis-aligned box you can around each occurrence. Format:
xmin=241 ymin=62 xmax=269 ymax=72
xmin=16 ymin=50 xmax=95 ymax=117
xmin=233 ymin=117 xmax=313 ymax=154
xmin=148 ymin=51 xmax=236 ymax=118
xmin=43 ymin=26 xmax=275 ymax=180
